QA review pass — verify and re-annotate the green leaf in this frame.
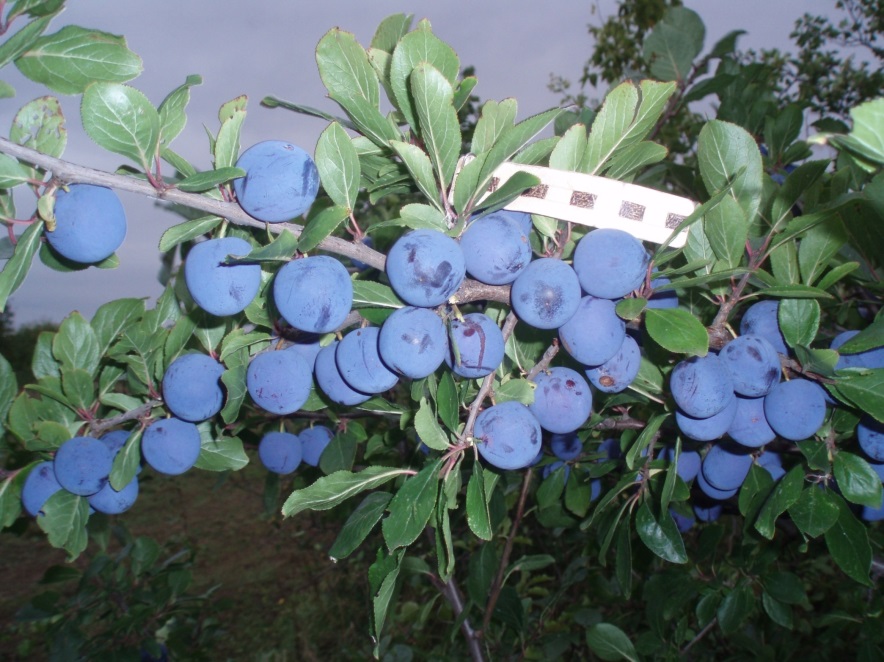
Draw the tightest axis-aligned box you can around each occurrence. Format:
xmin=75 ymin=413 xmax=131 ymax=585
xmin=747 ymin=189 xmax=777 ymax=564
xmin=411 ymin=63 xmax=460 ymax=190
xmin=0 ymin=219 xmax=43 ymax=312
xmin=329 ymin=492 xmax=393 ymax=561
xmin=0 ymin=15 xmax=54 ymax=70
xmin=382 ymin=460 xmax=441 ymax=550
xmin=762 ymin=592 xmax=793 ymax=630
xmin=642 ymin=7 xmax=705 ymax=82
xmin=704 ymin=195 xmax=747 ymax=268
xmin=194 ymin=434 xmax=249 ymax=472
xmin=824 ymin=493 xmax=872 ymax=586
xmin=750 ymin=284 xmax=833 ymax=299
xmin=844 ymin=98 xmax=884 ymax=165
xmin=471 ymin=171 xmax=540 ymax=216
xmin=754 ymin=465 xmax=805 ymax=539
xmin=762 ymin=571 xmax=808 ymax=606
xmin=479 ymin=107 xmax=564 ymax=187
xmin=839 ymin=318 xmax=884 ymax=354
xmin=371 ymin=550 xmax=403 ymax=657
xmin=0 ymin=153 xmax=31 ymax=190
xmin=414 ymin=398 xmax=449 ymax=451
xmin=176 ymin=167 xmax=245 ymax=192
xmin=316 ymin=28 xmax=379 ymax=108
xmin=585 ymin=623 xmax=639 ymax=662
xmin=52 ymin=311 xmax=100 ymax=376
xmin=297 ymin=205 xmax=349 ymax=253
xmin=389 ymin=20 xmax=459 ymax=131
xmin=37 ymin=490 xmax=89 ymax=560
xmin=319 ymin=430 xmax=358 ymax=474
xmin=15 ymin=25 xmax=142 ymax=94
xmin=717 ymin=582 xmax=755 ymax=634
xmin=10 ymin=95 xmax=66 ymax=159
xmin=0 ymin=468 xmax=26 ymax=528
xmin=315 ymin=122 xmax=361 ymax=210
xmin=778 ymin=298 xmax=820 ymax=348
xmin=158 ymin=216 xmax=222 ymax=253
xmin=227 ymin=229 xmax=297 ymax=263
xmin=832 ymin=369 xmax=884 ymax=423
xmin=398 ymin=203 xmax=448 ymax=232
xmin=61 ymin=367 xmax=94 ymax=410
xmin=636 ymin=502 xmax=687 ymax=563
xmin=213 ymin=96 xmax=246 ymax=170
xmin=616 ymin=297 xmax=647 ymax=321
xmin=91 ymin=298 xmax=144 ymax=357
xmin=798 ymin=216 xmax=848 ymax=286
xmin=389 ymin=139 xmax=442 ymax=209
xmin=351 ymin=280 xmax=404 ymax=309
xmin=698 ymin=120 xmax=763 ymax=224
xmin=788 ymin=485 xmax=840 ymax=538
xmin=329 ymin=92 xmax=399 ymax=148
xmin=834 ymin=452 xmax=883 ymax=509
xmin=81 ymin=82 xmax=159 ymax=171
xmin=157 ymin=74 xmax=201 ymax=149
xmin=565 ymin=473 xmax=595 ymax=519
xmin=549 ymin=122 xmax=587 ymax=172
xmin=495 ymin=378 xmax=535 ymax=406
xmin=435 ymin=371 xmax=460 ymax=433
xmin=582 ymin=80 xmax=676 ymax=175
xmin=602 ymin=140 xmax=668 ymax=180
xmin=644 ymin=307 xmax=708 ymax=356
xmin=770 ymin=160 xmax=829 ymax=227
xmin=282 ymin=466 xmax=409 ymax=517
xmin=472 ymin=99 xmax=518 ymax=155
xmin=466 ymin=463 xmax=492 ymax=541
xmin=109 ymin=428 xmax=142 ymax=491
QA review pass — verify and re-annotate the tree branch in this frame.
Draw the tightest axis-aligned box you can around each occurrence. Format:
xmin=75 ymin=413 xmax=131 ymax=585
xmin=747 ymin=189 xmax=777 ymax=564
xmin=429 ymin=573 xmax=486 ymax=662
xmin=88 ymin=398 xmax=161 ymax=436
xmin=0 ymin=137 xmax=512 ymax=306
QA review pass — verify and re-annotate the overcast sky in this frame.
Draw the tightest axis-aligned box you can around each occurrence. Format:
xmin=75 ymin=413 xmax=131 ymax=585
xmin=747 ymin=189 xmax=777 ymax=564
xmin=3 ymin=0 xmax=842 ymax=327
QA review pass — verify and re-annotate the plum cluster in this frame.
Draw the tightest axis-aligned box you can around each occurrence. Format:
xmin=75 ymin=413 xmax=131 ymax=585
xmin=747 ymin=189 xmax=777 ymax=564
xmin=258 ymin=425 xmax=334 ymax=474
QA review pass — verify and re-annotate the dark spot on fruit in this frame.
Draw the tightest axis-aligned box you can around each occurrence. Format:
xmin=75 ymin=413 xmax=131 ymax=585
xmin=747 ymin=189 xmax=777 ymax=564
xmin=747 ymin=345 xmax=762 ymax=361
xmin=600 ymin=376 xmax=615 ymax=387
xmin=566 ymin=379 xmax=576 ymax=389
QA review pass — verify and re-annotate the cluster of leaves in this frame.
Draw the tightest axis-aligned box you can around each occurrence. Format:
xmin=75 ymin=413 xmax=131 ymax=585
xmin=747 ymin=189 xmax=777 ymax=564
xmin=0 ymin=1 xmax=882 ymax=659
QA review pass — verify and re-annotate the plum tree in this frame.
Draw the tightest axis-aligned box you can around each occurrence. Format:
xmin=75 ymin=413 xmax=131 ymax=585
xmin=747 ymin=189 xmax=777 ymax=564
xmin=233 ymin=140 xmax=320 ymax=222
xmin=386 ymin=229 xmax=465 ymax=307
xmin=44 ymin=184 xmax=127 ymax=264
xmin=572 ymin=228 xmax=649 ymax=299
xmin=184 ymin=237 xmax=262 ymax=316
xmin=510 ymin=257 xmax=582 ymax=329
xmin=161 ymin=353 xmax=226 ymax=422
xmin=0 ymin=6 xmax=882 ymax=661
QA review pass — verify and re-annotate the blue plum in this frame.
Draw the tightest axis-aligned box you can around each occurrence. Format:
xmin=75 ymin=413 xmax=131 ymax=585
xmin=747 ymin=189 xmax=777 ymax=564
xmin=247 ymin=349 xmax=312 ymax=415
xmin=284 ymin=335 xmax=324 ymax=372
xmin=701 ymin=442 xmax=754 ymax=492
xmin=585 ymin=334 xmax=641 ymax=393
xmin=670 ymin=507 xmax=695 ymax=532
xmin=720 ymin=335 xmax=781 ymax=397
xmin=314 ymin=341 xmax=371 ymax=406
xmin=763 ymin=379 xmax=827 ymax=441
xmin=670 ymin=354 xmax=735 ymax=419
xmin=693 ymin=503 xmax=723 ymax=522
xmin=100 ymin=429 xmax=130 ymax=456
xmin=550 ymin=432 xmax=583 ymax=461
xmin=529 ymin=367 xmax=593 ymax=434
xmin=460 ymin=212 xmax=531 ymax=285
xmin=572 ymin=228 xmax=649 ymax=299
xmin=559 ymin=295 xmax=626 ymax=366
xmin=386 ymin=229 xmax=465 ymax=307
xmin=739 ymin=300 xmax=788 ymax=355
xmin=663 ymin=446 xmax=701 ymax=482
xmin=162 ymin=353 xmax=225 ymax=422
xmin=858 ymin=416 xmax=884 ymax=462
xmin=597 ymin=437 xmax=622 ymax=461
xmin=756 ymin=451 xmax=786 ymax=481
xmin=233 ymin=140 xmax=319 ymax=222
xmin=696 ymin=469 xmax=739 ymax=501
xmin=378 ymin=306 xmax=448 ymax=379
xmin=300 ymin=425 xmax=335 ymax=466
xmin=647 ymin=276 xmax=679 ymax=309
xmin=474 ymin=402 xmax=542 ymax=470
xmin=21 ymin=461 xmax=63 ymax=516
xmin=542 ymin=460 xmax=572 ymax=484
xmin=53 ymin=436 xmax=113 ymax=496
xmin=727 ymin=395 xmax=776 ymax=448
xmin=45 ymin=184 xmax=127 ymax=264
xmin=831 ymin=330 xmax=884 ymax=370
xmin=184 ymin=237 xmax=261 ymax=316
xmin=675 ymin=396 xmax=737 ymax=442
xmin=445 ymin=312 xmax=505 ymax=379
xmin=258 ymin=431 xmax=302 ymax=474
xmin=88 ymin=475 xmax=139 ymax=515
xmin=274 ymin=255 xmax=353 ymax=334
xmin=511 ymin=258 xmax=582 ymax=329
xmin=141 ymin=417 xmax=202 ymax=476
xmin=336 ymin=326 xmax=399 ymax=394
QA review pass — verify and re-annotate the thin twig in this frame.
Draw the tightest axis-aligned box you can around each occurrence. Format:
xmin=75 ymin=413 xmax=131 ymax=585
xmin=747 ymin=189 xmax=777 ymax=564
xmin=429 ymin=573 xmax=486 ymax=662
xmin=525 ymin=340 xmax=559 ymax=381
xmin=680 ymin=617 xmax=717 ymax=658
xmin=88 ymin=399 xmax=162 ymax=436
xmin=481 ymin=467 xmax=534 ymax=635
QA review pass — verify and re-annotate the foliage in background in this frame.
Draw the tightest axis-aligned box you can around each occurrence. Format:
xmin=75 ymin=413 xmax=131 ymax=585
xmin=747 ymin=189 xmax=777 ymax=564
xmin=0 ymin=1 xmax=882 ymax=660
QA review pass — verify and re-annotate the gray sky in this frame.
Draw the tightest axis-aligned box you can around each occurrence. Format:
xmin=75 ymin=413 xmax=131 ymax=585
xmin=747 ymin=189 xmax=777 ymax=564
xmin=3 ymin=0 xmax=841 ymax=327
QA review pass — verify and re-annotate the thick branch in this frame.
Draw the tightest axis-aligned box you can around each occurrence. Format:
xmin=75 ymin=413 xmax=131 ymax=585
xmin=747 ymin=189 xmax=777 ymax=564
xmin=0 ymin=137 xmax=512 ymax=306
xmin=432 ymin=575 xmax=486 ymax=662
xmin=88 ymin=398 xmax=162 ymax=436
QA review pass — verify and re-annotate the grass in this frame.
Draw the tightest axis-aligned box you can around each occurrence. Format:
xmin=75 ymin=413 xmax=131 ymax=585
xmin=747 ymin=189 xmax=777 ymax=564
xmin=0 ymin=457 xmax=376 ymax=660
